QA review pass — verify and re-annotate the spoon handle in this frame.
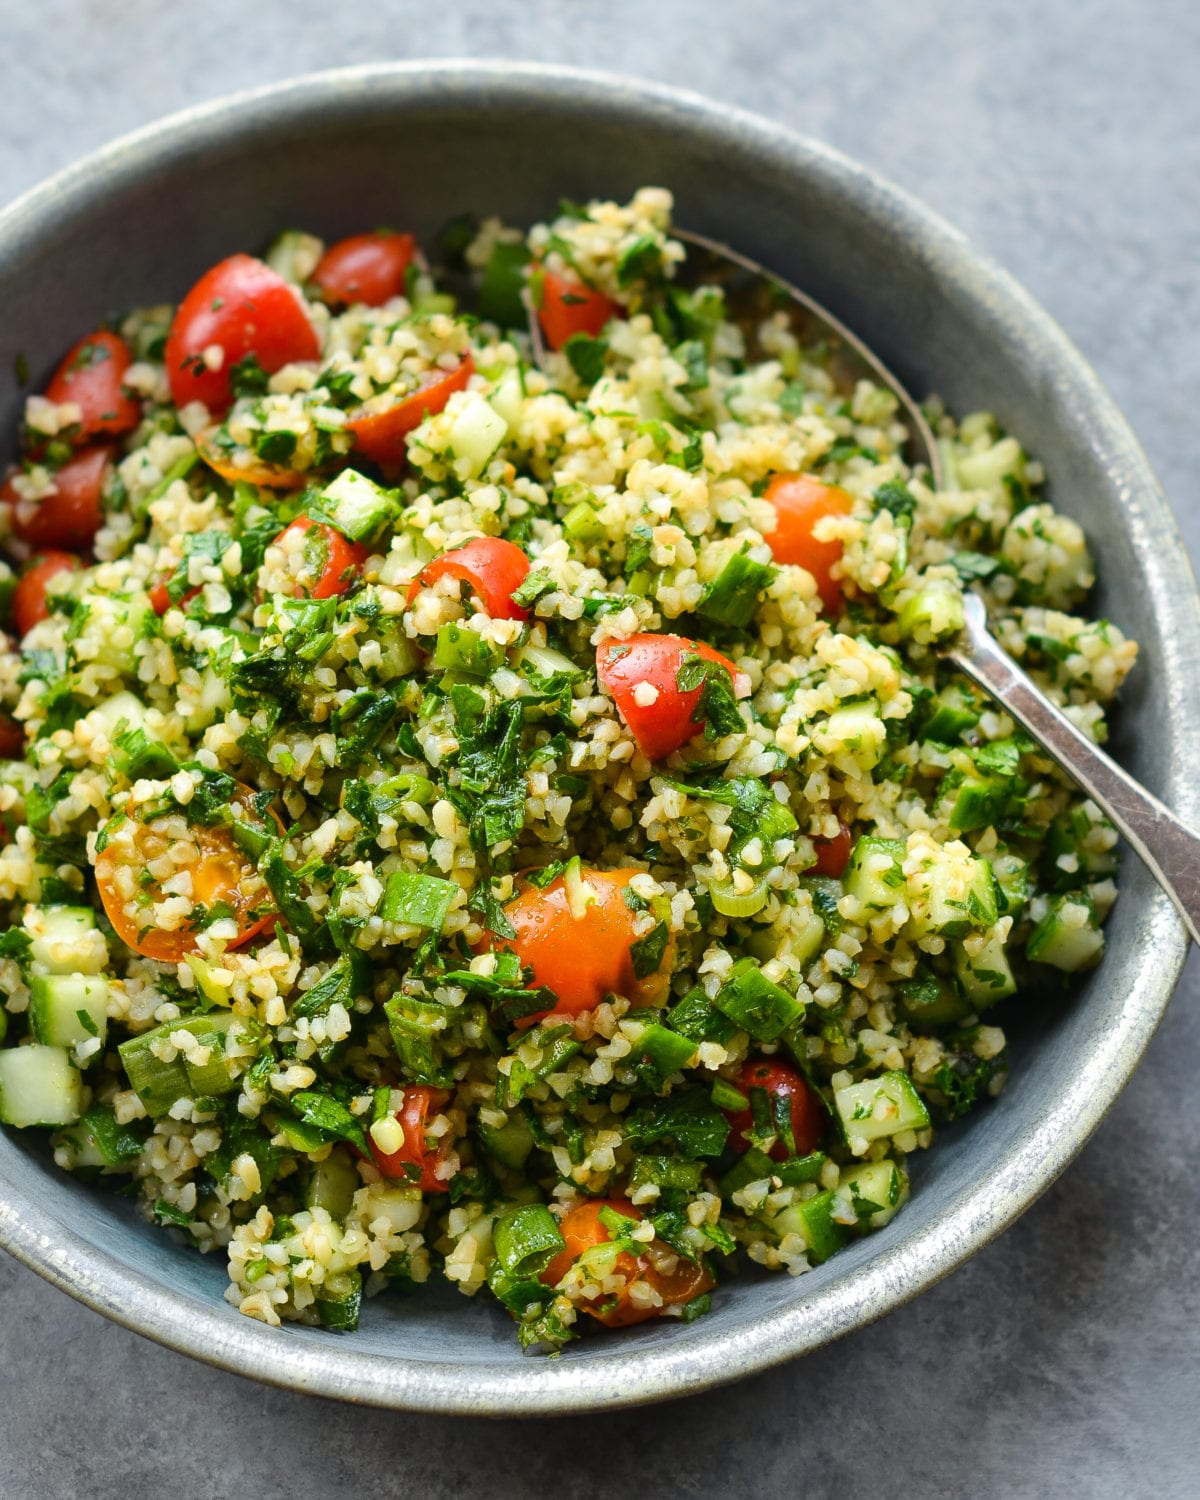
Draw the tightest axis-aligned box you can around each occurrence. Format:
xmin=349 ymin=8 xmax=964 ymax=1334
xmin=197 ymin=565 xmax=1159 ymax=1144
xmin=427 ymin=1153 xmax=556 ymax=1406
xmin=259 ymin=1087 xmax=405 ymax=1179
xmin=945 ymin=593 xmax=1200 ymax=947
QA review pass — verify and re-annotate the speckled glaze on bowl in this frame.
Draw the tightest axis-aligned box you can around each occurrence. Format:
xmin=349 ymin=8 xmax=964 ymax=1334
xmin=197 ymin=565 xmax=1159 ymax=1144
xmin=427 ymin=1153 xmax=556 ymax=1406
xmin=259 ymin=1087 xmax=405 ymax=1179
xmin=0 ymin=62 xmax=1196 ymax=1417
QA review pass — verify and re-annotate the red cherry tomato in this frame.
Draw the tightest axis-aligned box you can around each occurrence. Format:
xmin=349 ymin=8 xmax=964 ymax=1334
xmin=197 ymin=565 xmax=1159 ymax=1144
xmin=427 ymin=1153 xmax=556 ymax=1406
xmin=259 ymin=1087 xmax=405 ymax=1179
xmin=537 ymin=270 xmax=622 ymax=350
xmin=369 ymin=1086 xmax=454 ymax=1193
xmin=407 ymin=536 xmax=530 ymax=622
xmin=763 ymin=473 xmax=854 ymax=612
xmin=164 ymin=254 xmax=320 ymax=414
xmin=483 ymin=868 xmax=671 ymax=1026
xmin=595 ymin=633 xmax=746 ymax=761
xmin=540 ymin=1198 xmax=713 ymax=1328
xmin=148 ymin=580 xmax=201 ymax=617
xmin=810 ymin=822 xmax=852 ymax=878
xmin=0 ymin=717 xmax=25 ymax=760
xmin=345 ymin=355 xmax=474 ymax=469
xmin=12 ymin=551 xmax=81 ymax=636
xmin=272 ymin=515 xmax=368 ymax=600
xmin=43 ymin=330 xmax=140 ymax=442
xmin=3 ymin=445 xmax=110 ymax=552
xmin=311 ymin=231 xmax=417 ymax=307
xmin=723 ymin=1058 xmax=824 ymax=1161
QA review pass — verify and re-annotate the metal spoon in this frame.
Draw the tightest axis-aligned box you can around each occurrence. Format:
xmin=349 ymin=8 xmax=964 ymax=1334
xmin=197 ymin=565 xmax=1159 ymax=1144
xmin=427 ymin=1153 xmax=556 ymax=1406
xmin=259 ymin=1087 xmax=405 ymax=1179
xmin=945 ymin=592 xmax=1200 ymax=945
xmin=527 ymin=225 xmax=943 ymax=490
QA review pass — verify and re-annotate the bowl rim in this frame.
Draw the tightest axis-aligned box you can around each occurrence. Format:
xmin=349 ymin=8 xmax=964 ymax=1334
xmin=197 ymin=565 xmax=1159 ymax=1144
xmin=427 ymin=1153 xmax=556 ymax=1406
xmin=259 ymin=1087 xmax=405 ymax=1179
xmin=0 ymin=58 xmax=1196 ymax=1417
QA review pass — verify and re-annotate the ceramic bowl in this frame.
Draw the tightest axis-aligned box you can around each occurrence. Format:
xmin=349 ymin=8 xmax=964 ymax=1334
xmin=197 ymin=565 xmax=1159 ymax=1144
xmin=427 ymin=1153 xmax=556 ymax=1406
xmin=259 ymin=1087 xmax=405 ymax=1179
xmin=0 ymin=61 xmax=1195 ymax=1415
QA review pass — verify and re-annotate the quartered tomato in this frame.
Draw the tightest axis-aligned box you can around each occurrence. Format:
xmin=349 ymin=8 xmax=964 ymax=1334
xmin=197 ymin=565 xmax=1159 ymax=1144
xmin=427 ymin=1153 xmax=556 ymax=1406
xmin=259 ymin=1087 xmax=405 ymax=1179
xmin=722 ymin=1058 xmax=825 ymax=1161
xmin=312 ymin=231 xmax=417 ymax=307
xmin=164 ymin=254 xmax=320 ymax=414
xmin=407 ymin=535 xmax=530 ymax=621
xmin=345 ymin=355 xmax=474 ymax=469
xmin=540 ymin=1198 xmax=713 ymax=1328
xmin=12 ymin=551 xmax=81 ymax=636
xmin=485 ymin=867 xmax=671 ymax=1024
xmin=595 ymin=633 xmax=747 ymax=761
xmin=95 ymin=782 xmax=284 ymax=962
xmin=537 ymin=270 xmax=622 ymax=350
xmin=763 ymin=473 xmax=854 ymax=612
xmin=810 ymin=821 xmax=852 ymax=878
xmin=148 ymin=579 xmax=201 ymax=617
xmin=43 ymin=330 xmax=140 ymax=442
xmin=195 ymin=426 xmax=306 ymax=491
xmin=3 ymin=445 xmax=111 ymax=552
xmin=369 ymin=1085 xmax=454 ymax=1193
xmin=272 ymin=515 xmax=368 ymax=599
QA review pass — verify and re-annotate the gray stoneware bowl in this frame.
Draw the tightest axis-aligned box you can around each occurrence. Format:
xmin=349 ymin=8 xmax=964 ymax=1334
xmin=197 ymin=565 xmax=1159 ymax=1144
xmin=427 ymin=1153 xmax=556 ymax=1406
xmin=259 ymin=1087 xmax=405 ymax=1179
xmin=0 ymin=61 xmax=1196 ymax=1416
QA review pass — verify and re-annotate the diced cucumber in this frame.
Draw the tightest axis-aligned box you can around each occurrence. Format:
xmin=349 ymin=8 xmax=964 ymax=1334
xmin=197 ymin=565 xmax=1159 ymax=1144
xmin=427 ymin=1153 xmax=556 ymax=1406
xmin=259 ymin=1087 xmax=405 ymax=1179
xmin=73 ymin=592 xmax=154 ymax=675
xmin=90 ymin=689 xmax=153 ymax=738
xmin=953 ymin=927 xmax=1017 ymax=1006
xmin=264 ymin=228 xmax=324 ymax=283
xmin=713 ymin=958 xmax=805 ymax=1043
xmin=318 ymin=469 xmax=397 ymax=542
xmin=488 ymin=366 xmax=526 ymax=433
xmin=0 ymin=1045 xmax=82 ymax=1127
xmin=446 ymin=392 xmax=507 ymax=479
xmin=24 ymin=904 xmax=106 ymax=975
xmin=945 ymin=773 xmax=1008 ymax=833
xmin=316 ymin=1268 xmax=362 ymax=1332
xmin=305 ymin=1147 xmax=361 ymax=1219
xmin=514 ymin=642 xmax=583 ymax=682
xmin=769 ymin=1188 xmax=851 ymax=1264
xmin=990 ymin=851 xmax=1030 ymax=917
xmin=118 ymin=1012 xmax=241 ymax=1117
xmin=819 ymin=702 xmax=886 ymax=774
xmin=478 ymin=1112 xmax=536 ymax=1171
xmin=906 ymin=849 xmax=997 ymax=936
xmin=1045 ymin=802 xmax=1119 ymax=887
xmin=55 ymin=1104 xmax=144 ymax=1169
xmin=921 ymin=682 xmax=980 ymax=743
xmin=896 ymin=579 xmax=965 ymax=644
xmin=896 ymin=971 xmax=975 ymax=1032
xmin=837 ymin=1159 xmax=909 ymax=1230
xmin=29 ymin=974 xmax=110 ymax=1052
xmin=433 ymin=622 xmax=503 ymax=677
xmin=845 ymin=836 xmax=907 ymax=912
xmin=1026 ymin=893 xmax=1105 ymax=972
xmin=561 ymin=498 xmax=606 ymax=543
xmin=834 ymin=1070 xmax=930 ymax=1153
xmin=696 ymin=548 xmax=775 ymax=629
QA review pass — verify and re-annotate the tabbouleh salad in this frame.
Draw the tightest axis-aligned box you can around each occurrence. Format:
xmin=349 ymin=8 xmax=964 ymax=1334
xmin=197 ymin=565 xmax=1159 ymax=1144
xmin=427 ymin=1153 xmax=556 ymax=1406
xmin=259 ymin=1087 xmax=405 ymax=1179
xmin=0 ymin=188 xmax=1136 ymax=1350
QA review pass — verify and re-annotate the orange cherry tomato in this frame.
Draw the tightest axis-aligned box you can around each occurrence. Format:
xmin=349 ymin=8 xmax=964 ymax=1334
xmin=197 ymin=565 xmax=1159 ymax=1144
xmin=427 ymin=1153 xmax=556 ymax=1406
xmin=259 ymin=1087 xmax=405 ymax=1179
xmin=763 ymin=473 xmax=854 ymax=612
xmin=345 ymin=354 xmax=475 ymax=469
xmin=311 ymin=231 xmax=417 ymax=307
xmin=540 ymin=1198 xmax=713 ymax=1328
xmin=406 ymin=536 xmax=530 ymax=621
xmin=95 ymin=782 xmax=284 ymax=963
xmin=3 ymin=445 xmax=111 ymax=552
xmin=194 ymin=426 xmax=306 ymax=492
xmin=369 ymin=1085 xmax=454 ymax=1192
xmin=722 ymin=1058 xmax=825 ymax=1161
xmin=484 ymin=868 xmax=671 ymax=1025
xmin=0 ymin=716 xmax=25 ymax=760
xmin=12 ymin=550 xmax=81 ymax=636
xmin=537 ymin=270 xmax=622 ymax=350
xmin=810 ymin=821 xmax=852 ymax=878
xmin=272 ymin=515 xmax=368 ymax=600
xmin=595 ymin=633 xmax=746 ymax=761
xmin=43 ymin=330 xmax=140 ymax=442
xmin=164 ymin=254 xmax=320 ymax=414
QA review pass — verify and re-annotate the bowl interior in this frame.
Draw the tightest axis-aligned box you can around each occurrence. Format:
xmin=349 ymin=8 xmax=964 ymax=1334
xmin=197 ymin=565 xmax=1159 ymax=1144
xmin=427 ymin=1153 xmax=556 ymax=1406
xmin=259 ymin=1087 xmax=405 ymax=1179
xmin=0 ymin=65 xmax=1194 ymax=1413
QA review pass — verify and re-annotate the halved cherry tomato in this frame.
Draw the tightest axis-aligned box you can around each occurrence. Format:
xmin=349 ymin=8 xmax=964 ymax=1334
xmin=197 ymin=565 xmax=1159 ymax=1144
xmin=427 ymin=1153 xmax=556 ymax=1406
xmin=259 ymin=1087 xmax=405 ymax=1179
xmin=345 ymin=354 xmax=475 ymax=469
xmin=95 ymin=782 xmax=284 ymax=962
xmin=149 ymin=579 xmax=201 ymax=617
xmin=164 ymin=254 xmax=320 ymax=415
xmin=194 ymin=426 xmax=306 ymax=491
xmin=0 ymin=717 xmax=25 ymax=760
xmin=484 ymin=868 xmax=671 ymax=1025
xmin=810 ymin=821 xmax=852 ymax=878
xmin=3 ymin=445 xmax=111 ymax=552
xmin=406 ymin=536 xmax=530 ymax=621
xmin=272 ymin=515 xmax=367 ymax=600
xmin=369 ymin=1085 xmax=454 ymax=1193
xmin=12 ymin=551 xmax=81 ymax=636
xmin=540 ymin=1198 xmax=713 ymax=1328
xmin=722 ymin=1058 xmax=825 ymax=1161
xmin=763 ymin=473 xmax=854 ymax=612
xmin=43 ymin=330 xmax=140 ymax=442
xmin=537 ymin=270 xmax=622 ymax=350
xmin=595 ymin=633 xmax=746 ymax=761
xmin=312 ymin=231 xmax=417 ymax=307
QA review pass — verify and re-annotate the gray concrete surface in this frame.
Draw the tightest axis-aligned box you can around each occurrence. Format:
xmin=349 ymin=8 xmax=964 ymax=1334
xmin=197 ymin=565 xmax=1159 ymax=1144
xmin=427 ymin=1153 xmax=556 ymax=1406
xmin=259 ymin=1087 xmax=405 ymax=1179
xmin=1 ymin=2 xmax=1198 ymax=1495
